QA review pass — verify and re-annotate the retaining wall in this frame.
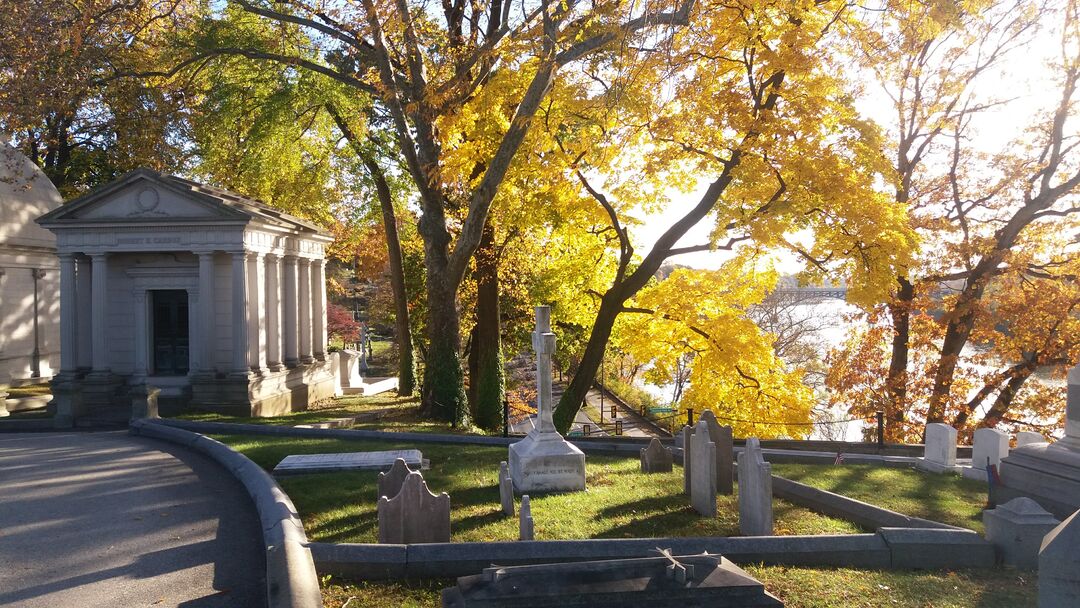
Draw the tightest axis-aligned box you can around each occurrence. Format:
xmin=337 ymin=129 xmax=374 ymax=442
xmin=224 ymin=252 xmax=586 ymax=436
xmin=130 ymin=419 xmax=322 ymax=608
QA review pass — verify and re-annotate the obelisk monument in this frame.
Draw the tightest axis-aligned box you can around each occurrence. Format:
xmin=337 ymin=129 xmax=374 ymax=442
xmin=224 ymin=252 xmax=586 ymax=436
xmin=508 ymin=306 xmax=586 ymax=493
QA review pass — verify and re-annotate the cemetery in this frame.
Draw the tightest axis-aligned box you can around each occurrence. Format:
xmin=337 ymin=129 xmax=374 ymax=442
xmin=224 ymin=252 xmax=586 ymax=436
xmin=5 ymin=1 xmax=1080 ymax=607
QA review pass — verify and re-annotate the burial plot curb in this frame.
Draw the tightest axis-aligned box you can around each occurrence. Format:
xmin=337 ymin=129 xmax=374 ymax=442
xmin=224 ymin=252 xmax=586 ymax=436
xmin=130 ymin=418 xmax=322 ymax=608
xmin=771 ymin=476 xmax=962 ymax=531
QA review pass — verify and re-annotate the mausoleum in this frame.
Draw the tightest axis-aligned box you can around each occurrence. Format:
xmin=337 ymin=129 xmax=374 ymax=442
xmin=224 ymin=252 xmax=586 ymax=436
xmin=0 ymin=139 xmax=61 ymax=413
xmin=36 ymin=168 xmax=335 ymax=421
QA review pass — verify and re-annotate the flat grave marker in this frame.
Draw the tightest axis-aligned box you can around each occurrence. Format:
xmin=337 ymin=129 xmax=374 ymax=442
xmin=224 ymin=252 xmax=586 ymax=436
xmin=274 ymin=449 xmax=424 ymax=476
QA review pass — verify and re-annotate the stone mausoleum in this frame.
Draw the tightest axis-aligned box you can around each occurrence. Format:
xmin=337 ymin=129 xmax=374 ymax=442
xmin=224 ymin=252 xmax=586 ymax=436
xmin=37 ymin=168 xmax=335 ymax=421
xmin=0 ymin=139 xmax=61 ymax=414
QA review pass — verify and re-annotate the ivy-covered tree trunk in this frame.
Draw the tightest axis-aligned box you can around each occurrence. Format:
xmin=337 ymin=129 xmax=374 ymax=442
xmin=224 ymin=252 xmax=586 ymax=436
xmin=362 ymin=157 xmax=416 ymax=396
xmin=422 ymin=271 xmax=468 ymax=425
xmin=472 ymin=223 xmax=504 ymax=430
xmin=884 ymin=277 xmax=914 ymax=439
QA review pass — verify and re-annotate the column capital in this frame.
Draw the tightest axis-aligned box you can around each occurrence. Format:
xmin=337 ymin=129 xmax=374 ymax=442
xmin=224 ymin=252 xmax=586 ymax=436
xmin=245 ymin=251 xmax=264 ymax=262
xmin=56 ymin=252 xmax=77 ymax=263
xmin=89 ymin=252 xmax=109 ymax=261
xmin=192 ymin=249 xmax=217 ymax=257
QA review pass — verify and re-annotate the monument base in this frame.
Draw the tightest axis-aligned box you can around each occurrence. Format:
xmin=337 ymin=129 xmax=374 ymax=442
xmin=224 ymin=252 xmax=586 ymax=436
xmin=915 ymin=458 xmax=961 ymax=474
xmin=996 ymin=440 xmax=1080 ymax=519
xmin=509 ymin=430 xmax=586 ymax=494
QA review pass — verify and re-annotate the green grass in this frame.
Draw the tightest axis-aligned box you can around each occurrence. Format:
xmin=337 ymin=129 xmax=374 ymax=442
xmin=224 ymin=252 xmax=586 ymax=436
xmin=772 ymin=463 xmax=988 ymax=533
xmin=175 ymin=394 xmax=483 ymax=435
xmin=215 ymin=434 xmax=861 ymax=543
xmin=320 ymin=567 xmax=1036 ymax=608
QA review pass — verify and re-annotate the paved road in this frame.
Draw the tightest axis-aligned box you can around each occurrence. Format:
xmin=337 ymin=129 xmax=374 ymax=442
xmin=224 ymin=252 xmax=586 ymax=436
xmin=0 ymin=431 xmax=265 ymax=608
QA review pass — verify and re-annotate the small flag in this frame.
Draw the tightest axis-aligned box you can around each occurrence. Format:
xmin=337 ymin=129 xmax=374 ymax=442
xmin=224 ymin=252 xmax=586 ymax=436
xmin=834 ymin=452 xmax=844 ymax=465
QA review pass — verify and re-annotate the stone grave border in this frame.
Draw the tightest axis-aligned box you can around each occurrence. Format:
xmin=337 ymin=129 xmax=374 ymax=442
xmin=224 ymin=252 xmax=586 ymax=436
xmin=134 ymin=418 xmax=996 ymax=586
xmin=129 ymin=418 xmax=322 ymax=608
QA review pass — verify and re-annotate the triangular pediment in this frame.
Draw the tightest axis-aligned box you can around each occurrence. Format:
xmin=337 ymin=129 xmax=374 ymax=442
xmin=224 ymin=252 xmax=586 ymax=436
xmin=38 ymin=169 xmax=250 ymax=224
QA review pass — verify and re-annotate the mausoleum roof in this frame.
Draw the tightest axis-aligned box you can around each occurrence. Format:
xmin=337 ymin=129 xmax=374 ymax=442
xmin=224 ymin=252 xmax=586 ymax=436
xmin=37 ymin=168 xmax=331 ymax=239
xmin=1 ymin=139 xmax=62 ymax=251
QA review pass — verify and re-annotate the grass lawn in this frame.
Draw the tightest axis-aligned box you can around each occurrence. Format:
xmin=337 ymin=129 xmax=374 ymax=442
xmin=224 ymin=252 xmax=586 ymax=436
xmin=216 ymin=434 xmax=861 ymax=543
xmin=320 ymin=567 xmax=1036 ymax=607
xmin=772 ymin=463 xmax=988 ymax=533
xmin=175 ymin=394 xmax=485 ymax=435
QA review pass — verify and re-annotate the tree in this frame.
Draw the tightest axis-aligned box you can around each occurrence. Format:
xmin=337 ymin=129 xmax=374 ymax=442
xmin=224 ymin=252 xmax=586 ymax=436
xmin=327 ymin=303 xmax=362 ymax=345
xmin=550 ymin=0 xmax=916 ymax=432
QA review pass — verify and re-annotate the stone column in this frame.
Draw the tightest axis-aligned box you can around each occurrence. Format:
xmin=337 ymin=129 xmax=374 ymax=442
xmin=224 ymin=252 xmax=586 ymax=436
xmin=75 ymin=256 xmax=92 ymax=370
xmin=312 ymin=259 xmax=327 ymax=361
xmin=195 ymin=251 xmax=216 ymax=376
xmin=57 ymin=253 xmax=78 ymax=376
xmin=532 ymin=306 xmax=557 ymax=433
xmin=131 ymin=290 xmax=149 ymax=383
xmin=298 ymin=258 xmax=313 ymax=364
xmin=282 ymin=255 xmax=299 ymax=367
xmin=265 ymin=254 xmax=283 ymax=371
xmin=89 ymin=253 xmax=109 ymax=376
xmin=230 ymin=252 xmax=250 ymax=377
xmin=246 ymin=252 xmax=267 ymax=374
xmin=31 ymin=268 xmax=45 ymax=377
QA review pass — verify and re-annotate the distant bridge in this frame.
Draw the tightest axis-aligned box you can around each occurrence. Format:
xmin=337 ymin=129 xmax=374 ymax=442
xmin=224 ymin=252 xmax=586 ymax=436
xmin=768 ymin=286 xmax=848 ymax=302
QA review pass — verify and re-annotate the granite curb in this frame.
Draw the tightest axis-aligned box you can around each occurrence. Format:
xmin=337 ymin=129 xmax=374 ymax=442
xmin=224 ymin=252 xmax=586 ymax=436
xmin=130 ymin=418 xmax=323 ymax=608
xmin=772 ymin=475 xmax=961 ymax=531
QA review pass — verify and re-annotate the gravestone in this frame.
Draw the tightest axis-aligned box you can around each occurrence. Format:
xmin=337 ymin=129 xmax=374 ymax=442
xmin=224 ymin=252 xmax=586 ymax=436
xmin=274 ymin=449 xmax=423 ymax=476
xmin=440 ymin=552 xmax=785 ymax=607
xmin=690 ymin=419 xmax=717 ymax=517
xmin=682 ymin=425 xmax=693 ymax=495
xmin=377 ymin=471 xmax=451 ymax=544
xmin=998 ymin=364 xmax=1080 ymax=517
xmin=963 ymin=428 xmax=1010 ymax=481
xmin=129 ymin=384 xmax=160 ymax=420
xmin=378 ymin=458 xmax=414 ymax=500
xmin=1016 ymin=431 xmax=1046 ymax=447
xmin=984 ymin=497 xmax=1059 ymax=569
xmin=640 ymin=438 xmax=674 ymax=473
xmin=508 ymin=306 xmax=586 ymax=493
xmin=339 ymin=349 xmax=363 ymax=388
xmin=499 ymin=461 xmax=514 ymax=516
xmin=519 ymin=495 xmax=534 ymax=541
xmin=738 ymin=438 xmax=773 ymax=536
xmin=1039 ymin=508 xmax=1080 ymax=606
xmin=917 ymin=423 xmax=960 ymax=474
xmin=681 ymin=416 xmax=734 ymax=495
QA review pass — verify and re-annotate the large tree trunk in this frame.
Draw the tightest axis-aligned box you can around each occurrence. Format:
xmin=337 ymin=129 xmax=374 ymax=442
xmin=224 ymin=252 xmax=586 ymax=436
xmin=421 ymin=268 xmax=468 ymax=424
xmin=472 ymin=222 xmax=505 ymax=430
xmin=363 ymin=157 xmax=416 ymax=396
xmin=885 ymin=277 xmax=914 ymax=439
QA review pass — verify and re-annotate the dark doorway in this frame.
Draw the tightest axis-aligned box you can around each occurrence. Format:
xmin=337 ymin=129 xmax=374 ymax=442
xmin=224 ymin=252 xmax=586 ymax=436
xmin=152 ymin=290 xmax=189 ymax=375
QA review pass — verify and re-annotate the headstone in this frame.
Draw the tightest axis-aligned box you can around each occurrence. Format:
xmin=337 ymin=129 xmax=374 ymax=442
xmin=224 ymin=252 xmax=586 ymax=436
xmin=339 ymin=349 xmax=363 ymax=388
xmin=689 ymin=420 xmax=717 ymax=517
xmin=680 ymin=415 xmax=734 ymax=494
xmin=508 ymin=306 xmax=586 ymax=493
xmin=377 ymin=471 xmax=451 ymax=544
xmin=499 ymin=461 xmax=514 ymax=516
xmin=984 ymin=497 xmax=1059 ymax=569
xmin=963 ymin=428 xmax=1010 ymax=480
xmin=1039 ymin=508 xmax=1080 ymax=606
xmin=738 ymin=438 xmax=773 ymax=536
xmin=997 ymin=365 xmax=1080 ymax=517
xmin=378 ymin=458 xmax=414 ymax=500
xmin=129 ymin=384 xmax=160 ymax=421
xmin=329 ymin=351 xmax=343 ymax=396
xmin=1016 ymin=431 xmax=1046 ymax=447
xmin=519 ymin=495 xmax=534 ymax=541
xmin=440 ymin=552 xmax=784 ymax=607
xmin=682 ymin=425 xmax=693 ymax=495
xmin=917 ymin=423 xmax=960 ymax=473
xmin=640 ymin=438 xmax=674 ymax=473
xmin=274 ymin=449 xmax=423 ymax=475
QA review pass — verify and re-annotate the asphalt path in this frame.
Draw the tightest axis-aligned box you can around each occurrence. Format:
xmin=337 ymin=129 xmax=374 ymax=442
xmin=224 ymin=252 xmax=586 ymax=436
xmin=0 ymin=431 xmax=265 ymax=607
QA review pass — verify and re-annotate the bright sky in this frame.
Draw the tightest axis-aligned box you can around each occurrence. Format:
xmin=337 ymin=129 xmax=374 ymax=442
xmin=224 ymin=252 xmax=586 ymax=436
xmin=631 ymin=9 xmax=1070 ymax=277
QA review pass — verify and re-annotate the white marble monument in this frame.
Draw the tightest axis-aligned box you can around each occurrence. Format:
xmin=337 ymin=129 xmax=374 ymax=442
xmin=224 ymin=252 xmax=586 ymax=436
xmin=997 ymin=364 xmax=1080 ymax=518
xmin=508 ymin=306 xmax=586 ymax=494
xmin=36 ymin=169 xmax=336 ymax=422
xmin=962 ymin=428 xmax=1010 ymax=480
xmin=0 ymin=139 xmax=62 ymax=415
xmin=916 ymin=423 xmax=961 ymax=474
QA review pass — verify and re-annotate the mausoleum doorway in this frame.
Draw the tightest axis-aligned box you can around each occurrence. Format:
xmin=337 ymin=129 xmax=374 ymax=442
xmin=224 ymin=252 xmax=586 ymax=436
xmin=151 ymin=290 xmax=189 ymax=376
